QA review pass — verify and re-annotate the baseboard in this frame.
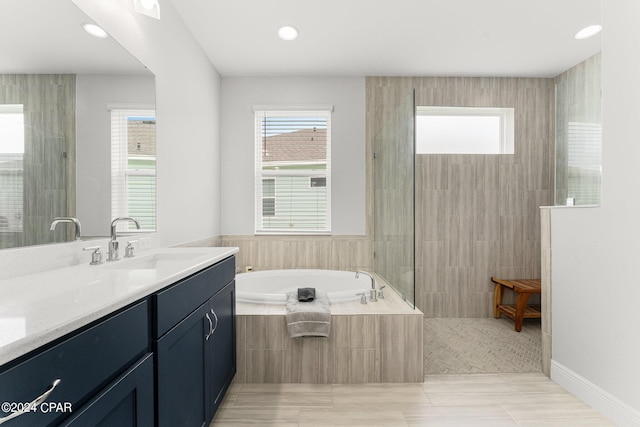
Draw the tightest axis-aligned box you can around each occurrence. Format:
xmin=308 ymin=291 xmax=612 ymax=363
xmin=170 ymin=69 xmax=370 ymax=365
xmin=551 ymin=360 xmax=640 ymax=427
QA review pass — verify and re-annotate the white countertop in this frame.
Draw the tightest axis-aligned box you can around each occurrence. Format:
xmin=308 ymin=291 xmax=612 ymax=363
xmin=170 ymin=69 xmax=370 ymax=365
xmin=0 ymin=246 xmax=238 ymax=367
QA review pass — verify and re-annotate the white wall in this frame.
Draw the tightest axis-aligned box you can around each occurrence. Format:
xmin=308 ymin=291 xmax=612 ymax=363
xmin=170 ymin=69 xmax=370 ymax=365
xmin=76 ymin=74 xmax=155 ymax=236
xmin=72 ymin=0 xmax=221 ymax=246
xmin=220 ymin=77 xmax=365 ymax=235
xmin=550 ymin=1 xmax=640 ymax=425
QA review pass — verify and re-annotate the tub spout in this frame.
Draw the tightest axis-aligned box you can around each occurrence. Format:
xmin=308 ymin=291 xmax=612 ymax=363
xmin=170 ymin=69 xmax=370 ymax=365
xmin=356 ymin=270 xmax=377 ymax=302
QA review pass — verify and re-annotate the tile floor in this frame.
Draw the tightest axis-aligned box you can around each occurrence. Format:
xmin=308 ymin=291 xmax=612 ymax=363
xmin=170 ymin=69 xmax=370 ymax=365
xmin=211 ymin=372 xmax=613 ymax=426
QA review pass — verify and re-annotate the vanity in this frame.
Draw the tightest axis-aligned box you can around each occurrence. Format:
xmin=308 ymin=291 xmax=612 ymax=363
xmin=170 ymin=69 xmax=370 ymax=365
xmin=0 ymin=247 xmax=238 ymax=426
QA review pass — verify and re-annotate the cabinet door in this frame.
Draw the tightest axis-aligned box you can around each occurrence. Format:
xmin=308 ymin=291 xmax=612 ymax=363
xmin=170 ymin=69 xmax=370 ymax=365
xmin=207 ymin=281 xmax=236 ymax=418
xmin=60 ymin=354 xmax=154 ymax=427
xmin=156 ymin=303 xmax=211 ymax=427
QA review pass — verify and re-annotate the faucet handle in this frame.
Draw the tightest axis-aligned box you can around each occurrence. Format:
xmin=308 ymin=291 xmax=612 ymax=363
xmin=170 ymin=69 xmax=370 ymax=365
xmin=356 ymin=292 xmax=367 ymax=304
xmin=124 ymin=240 xmax=138 ymax=258
xmin=82 ymin=246 xmax=104 ymax=265
xmin=378 ymin=285 xmax=386 ymax=299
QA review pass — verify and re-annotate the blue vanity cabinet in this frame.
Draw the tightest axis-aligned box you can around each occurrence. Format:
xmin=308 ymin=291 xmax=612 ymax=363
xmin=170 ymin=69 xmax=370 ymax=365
xmin=154 ymin=256 xmax=236 ymax=427
xmin=207 ymin=281 xmax=236 ymax=417
xmin=0 ymin=300 xmax=152 ymax=427
xmin=60 ymin=353 xmax=154 ymax=426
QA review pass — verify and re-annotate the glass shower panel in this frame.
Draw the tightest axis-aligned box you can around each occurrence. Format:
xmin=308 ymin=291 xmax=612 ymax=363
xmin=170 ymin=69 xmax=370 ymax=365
xmin=373 ymin=90 xmax=415 ymax=308
xmin=555 ymin=53 xmax=602 ymax=206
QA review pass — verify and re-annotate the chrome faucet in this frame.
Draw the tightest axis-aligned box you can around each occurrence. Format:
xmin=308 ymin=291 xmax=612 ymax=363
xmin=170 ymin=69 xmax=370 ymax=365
xmin=355 ymin=270 xmax=377 ymax=302
xmin=108 ymin=217 xmax=141 ymax=262
xmin=50 ymin=217 xmax=82 ymax=241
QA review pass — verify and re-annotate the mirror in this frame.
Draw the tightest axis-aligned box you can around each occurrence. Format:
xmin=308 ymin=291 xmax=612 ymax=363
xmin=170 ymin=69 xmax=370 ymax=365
xmin=0 ymin=0 xmax=156 ymax=250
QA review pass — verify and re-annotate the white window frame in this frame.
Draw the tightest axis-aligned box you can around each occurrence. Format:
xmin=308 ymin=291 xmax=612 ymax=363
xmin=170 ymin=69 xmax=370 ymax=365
xmin=416 ymin=106 xmax=514 ymax=154
xmin=109 ymin=105 xmax=156 ymax=233
xmin=0 ymin=104 xmax=24 ymax=233
xmin=253 ymin=105 xmax=332 ymax=235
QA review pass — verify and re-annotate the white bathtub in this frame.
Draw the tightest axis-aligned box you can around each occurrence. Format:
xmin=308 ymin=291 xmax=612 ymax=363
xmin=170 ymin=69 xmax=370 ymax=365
xmin=235 ymin=269 xmax=373 ymax=304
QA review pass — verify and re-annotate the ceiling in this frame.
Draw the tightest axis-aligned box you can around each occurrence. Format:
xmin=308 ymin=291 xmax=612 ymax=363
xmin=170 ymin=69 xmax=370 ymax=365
xmin=0 ymin=0 xmax=150 ymax=75
xmin=170 ymin=0 xmax=602 ymax=78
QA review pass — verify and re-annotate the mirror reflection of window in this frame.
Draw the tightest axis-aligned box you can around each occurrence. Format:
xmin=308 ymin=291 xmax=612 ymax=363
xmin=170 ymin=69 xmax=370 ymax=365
xmin=0 ymin=104 xmax=24 ymax=233
xmin=111 ymin=109 xmax=156 ymax=232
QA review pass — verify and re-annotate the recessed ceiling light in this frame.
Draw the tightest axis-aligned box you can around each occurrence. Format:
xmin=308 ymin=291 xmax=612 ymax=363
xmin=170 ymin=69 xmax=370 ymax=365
xmin=82 ymin=23 xmax=108 ymax=39
xmin=278 ymin=26 xmax=299 ymax=41
xmin=575 ymin=24 xmax=602 ymax=40
xmin=133 ymin=0 xmax=161 ymax=19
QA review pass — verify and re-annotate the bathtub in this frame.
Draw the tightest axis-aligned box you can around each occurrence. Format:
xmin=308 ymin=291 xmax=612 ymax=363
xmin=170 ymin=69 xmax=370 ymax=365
xmin=235 ymin=269 xmax=373 ymax=304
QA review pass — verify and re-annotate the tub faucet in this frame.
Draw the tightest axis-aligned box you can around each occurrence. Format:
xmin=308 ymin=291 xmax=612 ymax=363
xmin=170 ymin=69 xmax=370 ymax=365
xmin=50 ymin=217 xmax=82 ymax=241
xmin=108 ymin=217 xmax=140 ymax=262
xmin=356 ymin=270 xmax=377 ymax=302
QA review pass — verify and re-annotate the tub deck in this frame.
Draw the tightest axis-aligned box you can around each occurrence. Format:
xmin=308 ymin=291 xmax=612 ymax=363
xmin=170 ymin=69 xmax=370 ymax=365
xmin=235 ymin=274 xmax=424 ymax=384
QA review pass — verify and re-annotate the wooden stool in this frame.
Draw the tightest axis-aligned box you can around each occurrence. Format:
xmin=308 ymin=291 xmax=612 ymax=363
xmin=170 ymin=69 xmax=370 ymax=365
xmin=491 ymin=277 xmax=541 ymax=332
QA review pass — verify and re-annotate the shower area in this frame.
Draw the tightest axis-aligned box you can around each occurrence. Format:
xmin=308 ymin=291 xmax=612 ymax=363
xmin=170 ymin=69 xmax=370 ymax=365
xmin=0 ymin=74 xmax=76 ymax=250
xmin=368 ymin=54 xmax=601 ymax=374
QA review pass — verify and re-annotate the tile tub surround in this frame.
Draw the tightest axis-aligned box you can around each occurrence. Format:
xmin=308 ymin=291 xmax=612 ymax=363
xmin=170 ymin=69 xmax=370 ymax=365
xmin=220 ymin=235 xmax=372 ymax=272
xmin=236 ymin=285 xmax=423 ymax=384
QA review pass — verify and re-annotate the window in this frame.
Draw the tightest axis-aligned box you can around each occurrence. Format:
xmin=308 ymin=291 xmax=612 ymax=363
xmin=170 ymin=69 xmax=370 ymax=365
xmin=0 ymin=104 xmax=24 ymax=233
xmin=416 ymin=106 xmax=514 ymax=154
xmin=567 ymin=122 xmax=602 ymax=205
xmin=110 ymin=108 xmax=156 ymax=232
xmin=254 ymin=106 xmax=332 ymax=234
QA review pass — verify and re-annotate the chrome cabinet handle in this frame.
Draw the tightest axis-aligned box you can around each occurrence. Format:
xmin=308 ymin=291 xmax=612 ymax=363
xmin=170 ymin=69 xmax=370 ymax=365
xmin=210 ymin=309 xmax=218 ymax=334
xmin=205 ymin=313 xmax=213 ymax=340
xmin=0 ymin=379 xmax=61 ymax=424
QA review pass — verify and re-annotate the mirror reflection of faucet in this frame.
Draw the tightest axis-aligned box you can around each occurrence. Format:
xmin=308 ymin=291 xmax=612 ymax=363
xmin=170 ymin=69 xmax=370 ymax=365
xmin=49 ymin=217 xmax=81 ymax=241
xmin=108 ymin=217 xmax=141 ymax=262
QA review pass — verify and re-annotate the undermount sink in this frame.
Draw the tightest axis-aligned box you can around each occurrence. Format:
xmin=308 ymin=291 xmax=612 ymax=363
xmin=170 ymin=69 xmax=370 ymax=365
xmin=103 ymin=252 xmax=206 ymax=270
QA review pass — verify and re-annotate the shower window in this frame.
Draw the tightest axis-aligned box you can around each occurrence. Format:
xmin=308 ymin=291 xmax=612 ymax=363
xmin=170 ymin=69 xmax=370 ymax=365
xmin=254 ymin=106 xmax=332 ymax=234
xmin=416 ymin=106 xmax=514 ymax=154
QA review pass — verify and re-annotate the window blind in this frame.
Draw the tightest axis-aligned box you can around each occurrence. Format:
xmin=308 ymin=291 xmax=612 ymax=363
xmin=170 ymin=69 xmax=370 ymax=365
xmin=110 ymin=109 xmax=156 ymax=232
xmin=254 ymin=109 xmax=331 ymax=234
xmin=567 ymin=122 xmax=602 ymax=205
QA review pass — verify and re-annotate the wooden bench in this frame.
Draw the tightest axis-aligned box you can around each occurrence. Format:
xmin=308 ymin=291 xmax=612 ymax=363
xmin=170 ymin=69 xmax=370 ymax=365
xmin=491 ymin=277 xmax=541 ymax=332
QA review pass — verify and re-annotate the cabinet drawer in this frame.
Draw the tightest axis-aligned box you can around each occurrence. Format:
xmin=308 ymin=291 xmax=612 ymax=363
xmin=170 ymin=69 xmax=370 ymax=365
xmin=154 ymin=256 xmax=235 ymax=338
xmin=0 ymin=300 xmax=149 ymax=427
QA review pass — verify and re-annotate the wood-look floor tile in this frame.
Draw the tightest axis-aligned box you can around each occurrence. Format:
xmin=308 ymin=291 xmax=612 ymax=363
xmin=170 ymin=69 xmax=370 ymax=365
xmin=298 ymin=409 xmax=408 ymax=426
xmin=501 ymin=402 xmax=604 ymax=421
xmin=233 ymin=392 xmax=333 ymax=408
xmin=210 ymin=422 xmax=298 ymax=427
xmin=424 ymin=382 xmax=518 ymax=393
xmin=426 ymin=392 xmax=529 ymax=407
xmin=212 ymin=369 xmax=614 ymax=425
xmin=240 ymin=383 xmax=332 ymax=393
xmin=497 ymin=372 xmax=549 ymax=383
xmin=211 ymin=408 xmax=300 ymax=425
xmin=404 ymin=404 xmax=510 ymax=422
xmin=331 ymin=384 xmax=429 ymax=408
xmin=423 ymin=374 xmax=505 ymax=385
xmin=516 ymin=417 xmax=615 ymax=426
xmin=408 ymin=417 xmax=518 ymax=427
